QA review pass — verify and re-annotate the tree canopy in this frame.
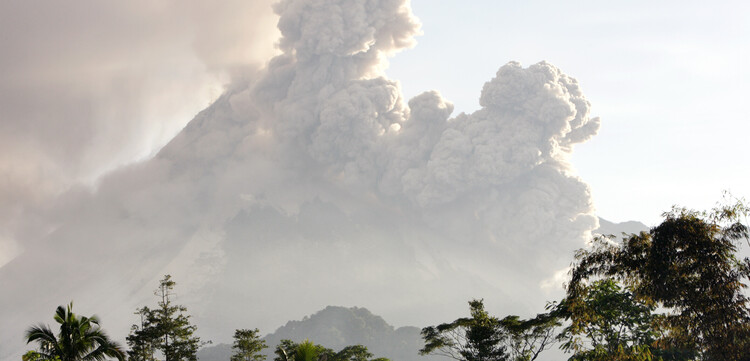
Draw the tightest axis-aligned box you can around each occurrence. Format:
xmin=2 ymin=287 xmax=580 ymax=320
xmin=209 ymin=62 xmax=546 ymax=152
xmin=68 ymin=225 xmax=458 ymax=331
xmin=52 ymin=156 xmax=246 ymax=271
xmin=231 ymin=329 xmax=267 ymax=361
xmin=273 ymin=339 xmax=389 ymax=361
xmin=420 ymin=299 xmax=509 ymax=361
xmin=422 ymin=198 xmax=750 ymax=361
xmin=126 ymin=275 xmax=206 ymax=361
xmin=567 ymin=201 xmax=750 ymax=360
xmin=25 ymin=302 xmax=125 ymax=361
xmin=553 ymin=279 xmax=659 ymax=360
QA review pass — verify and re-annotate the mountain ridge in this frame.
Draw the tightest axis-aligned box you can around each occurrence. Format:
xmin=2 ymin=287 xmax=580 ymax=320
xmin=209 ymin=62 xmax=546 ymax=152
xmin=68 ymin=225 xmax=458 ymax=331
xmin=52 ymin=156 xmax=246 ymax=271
xmin=197 ymin=305 xmax=435 ymax=361
xmin=196 ymin=218 xmax=649 ymax=361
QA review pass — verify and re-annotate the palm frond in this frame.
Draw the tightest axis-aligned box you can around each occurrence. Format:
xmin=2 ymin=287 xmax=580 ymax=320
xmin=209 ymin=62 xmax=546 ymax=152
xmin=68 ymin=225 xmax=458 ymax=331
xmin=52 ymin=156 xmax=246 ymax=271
xmin=27 ymin=303 xmax=124 ymax=361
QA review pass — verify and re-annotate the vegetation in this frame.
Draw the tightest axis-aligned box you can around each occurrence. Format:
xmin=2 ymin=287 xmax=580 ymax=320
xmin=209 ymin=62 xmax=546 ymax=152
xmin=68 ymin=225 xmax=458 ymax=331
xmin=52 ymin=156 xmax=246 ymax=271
xmin=274 ymin=339 xmax=389 ymax=361
xmin=420 ymin=299 xmax=509 ymax=361
xmin=25 ymin=303 xmax=125 ymax=361
xmin=22 ymin=199 xmax=750 ymax=361
xmin=231 ymin=329 xmax=267 ymax=361
xmin=553 ymin=279 xmax=659 ymax=360
xmin=566 ymin=201 xmax=750 ymax=360
xmin=126 ymin=275 xmax=206 ymax=361
xmin=422 ymin=199 xmax=750 ymax=361
xmin=420 ymin=299 xmax=557 ymax=361
xmin=261 ymin=306 xmax=422 ymax=361
xmin=500 ymin=312 xmax=559 ymax=361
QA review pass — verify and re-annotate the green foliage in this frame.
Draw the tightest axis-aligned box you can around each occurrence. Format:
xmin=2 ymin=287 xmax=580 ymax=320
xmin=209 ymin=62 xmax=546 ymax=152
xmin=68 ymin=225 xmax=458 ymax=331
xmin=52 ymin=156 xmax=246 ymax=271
xmin=231 ymin=329 xmax=267 ymax=361
xmin=331 ymin=345 xmax=372 ymax=361
xmin=287 ymin=340 xmax=324 ymax=361
xmin=273 ymin=340 xmax=293 ymax=361
xmin=25 ymin=302 xmax=125 ymax=361
xmin=23 ymin=351 xmax=45 ymax=361
xmin=127 ymin=275 xmax=206 ymax=361
xmin=23 ymin=350 xmax=61 ymax=361
xmin=273 ymin=340 xmax=388 ymax=361
xmin=565 ymin=344 xmax=655 ymax=361
xmin=127 ymin=307 xmax=156 ymax=361
xmin=500 ymin=312 xmax=559 ymax=361
xmin=420 ymin=299 xmax=509 ymax=361
xmin=554 ymin=279 xmax=659 ymax=360
xmin=421 ymin=299 xmax=559 ymax=361
xmin=568 ymin=199 xmax=750 ymax=360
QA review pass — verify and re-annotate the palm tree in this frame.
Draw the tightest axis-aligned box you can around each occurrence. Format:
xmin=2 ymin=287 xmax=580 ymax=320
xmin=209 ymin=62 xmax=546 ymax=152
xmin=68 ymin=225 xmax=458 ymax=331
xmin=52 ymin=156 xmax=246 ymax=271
xmin=26 ymin=302 xmax=125 ymax=361
xmin=292 ymin=341 xmax=322 ymax=361
xmin=275 ymin=340 xmax=327 ymax=361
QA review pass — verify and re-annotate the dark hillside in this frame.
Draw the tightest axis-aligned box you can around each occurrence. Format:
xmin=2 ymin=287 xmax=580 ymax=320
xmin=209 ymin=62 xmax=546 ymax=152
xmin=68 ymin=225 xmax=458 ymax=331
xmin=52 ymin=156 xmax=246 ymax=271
xmin=198 ymin=306 xmax=436 ymax=361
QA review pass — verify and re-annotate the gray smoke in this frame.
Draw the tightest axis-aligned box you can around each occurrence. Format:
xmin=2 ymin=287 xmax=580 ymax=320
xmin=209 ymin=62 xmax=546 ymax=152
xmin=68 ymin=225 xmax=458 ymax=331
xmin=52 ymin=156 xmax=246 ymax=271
xmin=0 ymin=0 xmax=600 ymax=360
xmin=0 ymin=0 xmax=279 ymax=266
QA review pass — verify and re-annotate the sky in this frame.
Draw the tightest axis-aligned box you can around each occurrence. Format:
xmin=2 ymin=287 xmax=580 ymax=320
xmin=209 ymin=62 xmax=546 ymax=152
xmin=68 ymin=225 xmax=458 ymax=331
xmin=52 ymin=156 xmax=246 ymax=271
xmin=388 ymin=0 xmax=750 ymax=226
xmin=1 ymin=1 xmax=749 ymax=360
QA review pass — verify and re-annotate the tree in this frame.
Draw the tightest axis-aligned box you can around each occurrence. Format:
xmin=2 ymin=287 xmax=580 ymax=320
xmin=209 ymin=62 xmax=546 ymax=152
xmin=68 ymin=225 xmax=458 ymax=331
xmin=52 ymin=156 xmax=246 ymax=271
xmin=23 ymin=350 xmax=50 ymax=361
xmin=231 ymin=329 xmax=267 ymax=361
xmin=567 ymin=200 xmax=750 ymax=360
xmin=127 ymin=307 xmax=157 ymax=361
xmin=329 ymin=345 xmax=381 ymax=361
xmin=554 ymin=279 xmax=660 ymax=361
xmin=500 ymin=312 xmax=559 ymax=361
xmin=127 ymin=275 xmax=206 ymax=361
xmin=273 ymin=340 xmax=298 ymax=361
xmin=420 ymin=299 xmax=509 ymax=361
xmin=25 ymin=302 xmax=125 ymax=361
xmin=273 ymin=340 xmax=389 ymax=361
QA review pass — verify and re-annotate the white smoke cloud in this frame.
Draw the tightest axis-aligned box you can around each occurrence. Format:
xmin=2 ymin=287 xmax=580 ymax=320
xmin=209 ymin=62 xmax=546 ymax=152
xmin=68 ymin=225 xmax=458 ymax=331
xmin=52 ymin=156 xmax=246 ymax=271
xmin=0 ymin=0 xmax=279 ymax=261
xmin=0 ymin=0 xmax=601 ymax=360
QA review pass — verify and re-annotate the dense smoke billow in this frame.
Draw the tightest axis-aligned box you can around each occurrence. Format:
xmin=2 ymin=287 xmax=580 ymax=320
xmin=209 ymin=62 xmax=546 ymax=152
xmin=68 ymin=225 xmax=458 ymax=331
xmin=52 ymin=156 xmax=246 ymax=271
xmin=0 ymin=0 xmax=279 ymax=266
xmin=0 ymin=0 xmax=600 ymax=359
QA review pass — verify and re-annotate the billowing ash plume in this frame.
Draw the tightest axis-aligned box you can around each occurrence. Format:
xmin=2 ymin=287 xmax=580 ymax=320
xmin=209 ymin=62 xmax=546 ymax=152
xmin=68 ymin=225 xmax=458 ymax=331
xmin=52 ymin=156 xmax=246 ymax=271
xmin=0 ymin=0 xmax=600 ymax=360
xmin=0 ymin=0 xmax=279 ymax=266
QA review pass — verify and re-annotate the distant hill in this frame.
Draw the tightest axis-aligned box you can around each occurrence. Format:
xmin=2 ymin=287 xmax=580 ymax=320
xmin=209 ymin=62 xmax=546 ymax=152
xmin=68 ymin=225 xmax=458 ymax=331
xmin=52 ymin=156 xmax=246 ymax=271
xmin=198 ymin=343 xmax=232 ymax=361
xmin=198 ymin=306 xmax=437 ymax=361
xmin=596 ymin=218 xmax=649 ymax=237
xmin=197 ymin=220 xmax=651 ymax=361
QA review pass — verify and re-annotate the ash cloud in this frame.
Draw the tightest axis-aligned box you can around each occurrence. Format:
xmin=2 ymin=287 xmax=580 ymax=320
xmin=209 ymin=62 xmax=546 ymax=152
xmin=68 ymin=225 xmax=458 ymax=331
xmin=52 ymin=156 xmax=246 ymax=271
xmin=0 ymin=0 xmax=279 ymax=264
xmin=0 ymin=0 xmax=600 ymax=359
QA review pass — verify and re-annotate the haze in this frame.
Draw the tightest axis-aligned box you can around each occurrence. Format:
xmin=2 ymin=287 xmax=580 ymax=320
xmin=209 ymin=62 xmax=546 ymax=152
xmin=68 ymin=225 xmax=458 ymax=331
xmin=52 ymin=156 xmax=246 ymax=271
xmin=1 ymin=1 xmax=748 ymax=361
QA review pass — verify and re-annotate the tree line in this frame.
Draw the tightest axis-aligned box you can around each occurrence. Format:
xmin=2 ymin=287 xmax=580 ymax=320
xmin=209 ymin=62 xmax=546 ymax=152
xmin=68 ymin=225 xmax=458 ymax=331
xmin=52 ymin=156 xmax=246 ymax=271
xmin=22 ymin=275 xmax=391 ymax=361
xmin=23 ymin=200 xmax=750 ymax=361
xmin=420 ymin=200 xmax=750 ymax=361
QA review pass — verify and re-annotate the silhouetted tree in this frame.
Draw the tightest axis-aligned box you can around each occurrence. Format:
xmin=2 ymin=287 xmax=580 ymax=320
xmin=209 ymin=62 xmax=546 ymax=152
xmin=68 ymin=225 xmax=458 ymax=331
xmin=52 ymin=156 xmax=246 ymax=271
xmin=127 ymin=307 xmax=157 ymax=361
xmin=568 ymin=200 xmax=750 ymax=360
xmin=231 ymin=329 xmax=267 ymax=361
xmin=500 ymin=312 xmax=559 ymax=361
xmin=553 ymin=279 xmax=661 ymax=360
xmin=127 ymin=275 xmax=206 ymax=361
xmin=421 ymin=299 xmax=509 ymax=361
xmin=25 ymin=302 xmax=125 ymax=361
xmin=273 ymin=340 xmax=388 ymax=361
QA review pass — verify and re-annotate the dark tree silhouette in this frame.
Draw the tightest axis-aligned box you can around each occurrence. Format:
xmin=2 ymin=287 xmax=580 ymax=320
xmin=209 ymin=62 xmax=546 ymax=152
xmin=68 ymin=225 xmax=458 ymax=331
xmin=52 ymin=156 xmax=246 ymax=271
xmin=127 ymin=275 xmax=206 ymax=361
xmin=567 ymin=201 xmax=750 ymax=360
xmin=421 ymin=299 xmax=509 ymax=361
xmin=25 ymin=302 xmax=125 ymax=361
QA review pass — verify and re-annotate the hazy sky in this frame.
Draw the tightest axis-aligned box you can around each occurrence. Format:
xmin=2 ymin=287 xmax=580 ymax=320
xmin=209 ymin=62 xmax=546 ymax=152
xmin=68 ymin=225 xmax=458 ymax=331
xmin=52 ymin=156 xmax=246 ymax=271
xmin=389 ymin=0 xmax=750 ymax=225
xmin=1 ymin=1 xmax=749 ymax=360
xmin=2 ymin=0 xmax=747 ymax=253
